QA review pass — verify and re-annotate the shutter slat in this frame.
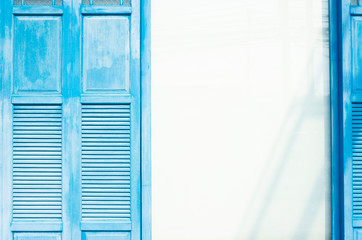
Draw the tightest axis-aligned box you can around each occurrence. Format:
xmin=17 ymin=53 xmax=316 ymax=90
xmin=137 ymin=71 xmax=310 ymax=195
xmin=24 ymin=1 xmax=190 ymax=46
xmin=82 ymin=105 xmax=130 ymax=109
xmin=82 ymin=200 xmax=130 ymax=203
xmin=82 ymin=197 xmax=130 ymax=201
xmin=13 ymin=214 xmax=61 ymax=218
xmin=82 ymin=214 xmax=130 ymax=218
xmin=82 ymin=118 xmax=130 ymax=122
xmin=82 ymin=175 xmax=130 ymax=180
xmin=82 ymin=163 xmax=130 ymax=167
xmin=12 ymin=104 xmax=62 ymax=221
xmin=82 ymin=180 xmax=129 ymax=183
xmin=82 ymin=193 xmax=130 ymax=197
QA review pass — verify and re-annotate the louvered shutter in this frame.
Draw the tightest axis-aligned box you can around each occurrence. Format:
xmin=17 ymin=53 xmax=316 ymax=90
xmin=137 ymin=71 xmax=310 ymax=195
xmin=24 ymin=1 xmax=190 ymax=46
xmin=12 ymin=104 xmax=62 ymax=221
xmin=81 ymin=104 xmax=131 ymax=220
xmin=1 ymin=0 xmax=144 ymax=238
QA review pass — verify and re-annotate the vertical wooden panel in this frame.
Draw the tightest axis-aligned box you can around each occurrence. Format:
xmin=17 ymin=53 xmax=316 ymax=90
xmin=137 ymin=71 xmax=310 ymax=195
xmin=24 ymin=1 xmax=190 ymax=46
xmin=83 ymin=16 xmax=129 ymax=93
xmin=141 ymin=0 xmax=151 ymax=237
xmin=61 ymin=0 xmax=82 ymax=239
xmin=344 ymin=0 xmax=357 ymax=238
xmin=13 ymin=16 xmax=62 ymax=94
xmin=2 ymin=0 xmax=15 ymax=239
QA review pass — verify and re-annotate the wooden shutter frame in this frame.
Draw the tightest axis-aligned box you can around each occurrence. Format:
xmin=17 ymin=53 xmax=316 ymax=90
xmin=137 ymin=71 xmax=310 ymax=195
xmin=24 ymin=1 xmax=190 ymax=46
xmin=0 ymin=0 xmax=151 ymax=239
xmin=140 ymin=0 xmax=151 ymax=239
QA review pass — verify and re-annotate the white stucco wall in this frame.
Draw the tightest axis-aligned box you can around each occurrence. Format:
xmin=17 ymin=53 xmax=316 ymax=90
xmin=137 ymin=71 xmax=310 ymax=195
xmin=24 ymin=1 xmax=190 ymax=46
xmin=151 ymin=0 xmax=330 ymax=239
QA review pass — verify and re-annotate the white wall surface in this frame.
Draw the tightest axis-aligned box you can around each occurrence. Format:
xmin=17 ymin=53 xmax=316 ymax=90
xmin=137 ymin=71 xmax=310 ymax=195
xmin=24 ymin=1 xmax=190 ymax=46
xmin=151 ymin=0 xmax=330 ymax=239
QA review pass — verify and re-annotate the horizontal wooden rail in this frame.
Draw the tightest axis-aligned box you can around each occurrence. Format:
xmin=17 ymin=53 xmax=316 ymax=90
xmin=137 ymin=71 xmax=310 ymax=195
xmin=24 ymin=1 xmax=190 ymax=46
xmin=81 ymin=94 xmax=131 ymax=103
xmin=11 ymin=221 xmax=62 ymax=231
xmin=13 ymin=6 xmax=63 ymax=15
xmin=12 ymin=96 xmax=63 ymax=104
xmin=81 ymin=221 xmax=131 ymax=231
xmin=81 ymin=6 xmax=132 ymax=15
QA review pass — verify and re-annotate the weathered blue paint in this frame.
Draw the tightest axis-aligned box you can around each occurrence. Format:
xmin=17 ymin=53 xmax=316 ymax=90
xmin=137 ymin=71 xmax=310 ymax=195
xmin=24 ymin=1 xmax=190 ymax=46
xmin=2 ymin=1 xmax=15 ymax=240
xmin=0 ymin=0 xmax=150 ymax=239
xmin=0 ymin=1 xmax=4 ymax=240
xmin=13 ymin=6 xmax=64 ymax=15
xmin=14 ymin=232 xmax=61 ymax=240
xmin=14 ymin=16 xmax=62 ymax=94
xmin=81 ymin=5 xmax=132 ymax=14
xmin=330 ymin=0 xmax=342 ymax=237
xmin=140 ymin=0 xmax=151 ymax=238
xmin=83 ymin=16 xmax=130 ymax=93
xmin=338 ymin=0 xmax=362 ymax=240
xmin=341 ymin=0 xmax=353 ymax=237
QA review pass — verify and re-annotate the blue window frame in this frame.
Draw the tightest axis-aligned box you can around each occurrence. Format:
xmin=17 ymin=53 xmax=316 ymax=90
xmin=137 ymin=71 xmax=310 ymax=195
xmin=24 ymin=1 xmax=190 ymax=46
xmin=329 ymin=0 xmax=362 ymax=239
xmin=329 ymin=0 xmax=341 ymax=239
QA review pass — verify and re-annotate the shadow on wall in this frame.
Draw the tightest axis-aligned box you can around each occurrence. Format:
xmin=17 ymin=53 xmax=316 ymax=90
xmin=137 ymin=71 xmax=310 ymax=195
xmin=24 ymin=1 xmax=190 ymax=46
xmin=152 ymin=0 xmax=331 ymax=239
xmin=235 ymin=0 xmax=330 ymax=239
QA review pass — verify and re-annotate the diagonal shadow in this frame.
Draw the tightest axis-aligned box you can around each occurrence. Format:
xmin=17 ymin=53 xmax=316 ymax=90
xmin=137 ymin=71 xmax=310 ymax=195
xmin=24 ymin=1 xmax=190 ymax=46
xmin=234 ymin=0 xmax=330 ymax=238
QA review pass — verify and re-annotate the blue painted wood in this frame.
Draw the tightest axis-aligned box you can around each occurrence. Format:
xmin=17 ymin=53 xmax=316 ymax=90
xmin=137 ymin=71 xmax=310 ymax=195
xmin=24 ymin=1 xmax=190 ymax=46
xmin=351 ymin=6 xmax=362 ymax=15
xmin=141 ymin=0 xmax=151 ymax=238
xmin=14 ymin=232 xmax=61 ymax=240
xmin=0 ymin=0 xmax=4 ymax=239
xmin=329 ymin=0 xmax=342 ymax=237
xmin=1 ymin=0 xmax=148 ymax=239
xmin=11 ymin=222 xmax=63 ymax=231
xmin=13 ymin=6 xmax=63 ymax=15
xmin=81 ymin=94 xmax=131 ymax=103
xmin=342 ymin=0 xmax=355 ymax=239
xmin=62 ymin=1 xmax=82 ymax=240
xmin=80 ymin=220 xmax=131 ymax=230
xmin=13 ymin=16 xmax=62 ymax=94
xmin=81 ymin=6 xmax=131 ymax=15
xmin=81 ymin=104 xmax=132 ymax=222
xmin=82 ymin=231 xmax=130 ymax=240
xmin=355 ymin=229 xmax=362 ymax=240
xmin=129 ymin=0 xmax=141 ymax=239
xmin=82 ymin=16 xmax=130 ymax=94
xmin=2 ymin=0 xmax=15 ymax=240
xmin=0 ymin=2 xmax=3 ymax=240
xmin=12 ymin=96 xmax=63 ymax=104
xmin=12 ymin=104 xmax=63 ymax=221
xmin=354 ymin=219 xmax=362 ymax=227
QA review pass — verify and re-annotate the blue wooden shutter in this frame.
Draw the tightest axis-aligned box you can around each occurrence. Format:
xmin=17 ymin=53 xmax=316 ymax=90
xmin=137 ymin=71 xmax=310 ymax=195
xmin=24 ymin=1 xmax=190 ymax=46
xmin=0 ymin=0 xmax=142 ymax=239
xmin=343 ymin=1 xmax=362 ymax=238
